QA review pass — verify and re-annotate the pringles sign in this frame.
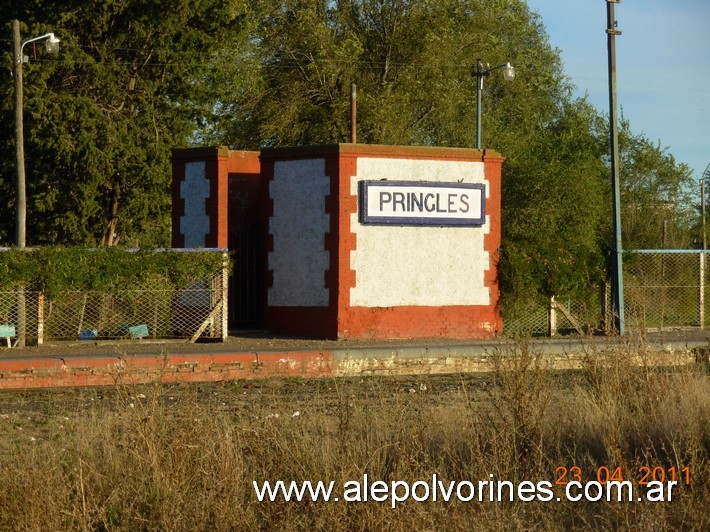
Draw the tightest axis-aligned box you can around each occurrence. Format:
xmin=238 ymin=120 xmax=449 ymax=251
xmin=359 ymin=181 xmax=485 ymax=226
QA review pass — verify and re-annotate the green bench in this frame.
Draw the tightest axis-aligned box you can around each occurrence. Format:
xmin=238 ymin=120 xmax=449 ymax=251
xmin=128 ymin=324 xmax=149 ymax=339
xmin=0 ymin=324 xmax=16 ymax=348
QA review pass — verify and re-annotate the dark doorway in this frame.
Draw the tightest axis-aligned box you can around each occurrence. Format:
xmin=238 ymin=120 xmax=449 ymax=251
xmin=228 ymin=173 xmax=264 ymax=330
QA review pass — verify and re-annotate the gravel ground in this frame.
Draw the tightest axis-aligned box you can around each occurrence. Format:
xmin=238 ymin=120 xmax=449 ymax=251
xmin=0 ymin=371 xmax=506 ymax=454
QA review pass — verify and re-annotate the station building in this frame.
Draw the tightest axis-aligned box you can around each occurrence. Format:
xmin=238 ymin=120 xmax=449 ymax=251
xmin=171 ymin=144 xmax=503 ymax=339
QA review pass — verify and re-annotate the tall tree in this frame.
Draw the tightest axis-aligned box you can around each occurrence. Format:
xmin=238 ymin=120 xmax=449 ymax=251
xmin=0 ymin=0 xmax=250 ymax=246
xmin=212 ymin=0 xmax=572 ymax=150
xmin=0 ymin=0 xmax=695 ymax=319
xmin=212 ymin=0 xmax=612 ymax=311
xmin=617 ymin=117 xmax=695 ymax=250
xmin=498 ymin=99 xmax=610 ymax=310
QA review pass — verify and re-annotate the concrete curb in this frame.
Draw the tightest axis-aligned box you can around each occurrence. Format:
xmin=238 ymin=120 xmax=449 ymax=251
xmin=0 ymin=336 xmax=706 ymax=390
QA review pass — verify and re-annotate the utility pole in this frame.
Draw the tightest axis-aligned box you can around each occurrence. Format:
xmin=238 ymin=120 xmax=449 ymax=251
xmin=13 ymin=19 xmax=26 ymax=249
xmin=350 ymin=83 xmax=357 ymax=144
xmin=12 ymin=20 xmax=27 ymax=348
xmin=606 ymin=1 xmax=625 ymax=336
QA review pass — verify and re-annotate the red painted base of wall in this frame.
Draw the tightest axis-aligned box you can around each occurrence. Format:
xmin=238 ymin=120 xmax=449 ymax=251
xmin=0 ymin=347 xmax=696 ymax=390
xmin=0 ymin=351 xmax=334 ymax=390
xmin=341 ymin=306 xmax=502 ymax=339
xmin=266 ymin=307 xmax=338 ymax=339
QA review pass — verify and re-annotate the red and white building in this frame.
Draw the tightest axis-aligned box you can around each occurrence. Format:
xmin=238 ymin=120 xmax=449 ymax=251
xmin=172 ymin=143 xmax=503 ymax=339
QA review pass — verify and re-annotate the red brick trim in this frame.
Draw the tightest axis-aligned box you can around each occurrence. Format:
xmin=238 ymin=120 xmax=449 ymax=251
xmin=171 ymin=147 xmax=232 ymax=249
xmin=483 ymin=154 xmax=504 ymax=333
xmin=0 ymin=351 xmax=336 ymax=389
xmin=336 ymin=155 xmax=358 ymax=337
xmin=263 ymin=154 xmax=340 ymax=338
xmin=205 ymin=152 xmax=229 ymax=248
xmin=260 ymin=143 xmax=502 ymax=162
xmin=323 ymin=155 xmax=341 ymax=310
xmin=259 ymin=144 xmax=504 ymax=339
xmin=260 ymin=156 xmax=276 ymax=299
xmin=227 ymin=150 xmax=261 ymax=175
xmin=171 ymin=159 xmax=186 ymax=248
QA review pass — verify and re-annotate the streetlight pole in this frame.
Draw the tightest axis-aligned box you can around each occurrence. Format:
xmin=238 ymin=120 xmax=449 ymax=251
xmin=12 ymin=20 xmax=61 ymax=249
xmin=12 ymin=20 xmax=26 ymax=249
xmin=606 ymin=1 xmax=625 ymax=336
xmin=701 ymin=164 xmax=710 ymax=252
xmin=473 ymin=59 xmax=515 ymax=150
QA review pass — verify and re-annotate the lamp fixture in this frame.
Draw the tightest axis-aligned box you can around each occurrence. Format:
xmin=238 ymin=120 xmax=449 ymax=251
xmin=472 ymin=59 xmax=516 ymax=149
xmin=17 ymin=32 xmax=61 ymax=64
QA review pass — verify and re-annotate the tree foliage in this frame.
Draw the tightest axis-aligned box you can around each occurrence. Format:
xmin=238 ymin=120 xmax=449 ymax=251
xmin=209 ymin=0 xmax=571 ymax=150
xmin=0 ymin=247 xmax=226 ymax=299
xmin=617 ymin=116 xmax=695 ymax=250
xmin=0 ymin=0 xmax=249 ymax=247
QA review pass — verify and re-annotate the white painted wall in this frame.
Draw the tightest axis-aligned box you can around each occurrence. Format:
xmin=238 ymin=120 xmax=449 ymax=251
xmin=269 ymin=159 xmax=330 ymax=307
xmin=350 ymin=158 xmax=490 ymax=307
xmin=180 ymin=161 xmax=210 ymax=248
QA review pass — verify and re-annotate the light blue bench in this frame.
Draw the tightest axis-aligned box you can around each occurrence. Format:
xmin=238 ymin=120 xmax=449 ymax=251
xmin=128 ymin=324 xmax=149 ymax=339
xmin=0 ymin=324 xmax=16 ymax=348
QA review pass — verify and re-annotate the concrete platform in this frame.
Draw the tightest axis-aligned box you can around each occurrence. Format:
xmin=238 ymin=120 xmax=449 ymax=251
xmin=0 ymin=332 xmax=707 ymax=390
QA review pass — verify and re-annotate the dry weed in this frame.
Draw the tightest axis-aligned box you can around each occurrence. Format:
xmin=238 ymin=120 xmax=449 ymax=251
xmin=0 ymin=343 xmax=707 ymax=530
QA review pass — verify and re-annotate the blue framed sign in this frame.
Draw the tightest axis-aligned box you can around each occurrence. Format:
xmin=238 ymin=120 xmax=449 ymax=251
xmin=358 ymin=180 xmax=486 ymax=226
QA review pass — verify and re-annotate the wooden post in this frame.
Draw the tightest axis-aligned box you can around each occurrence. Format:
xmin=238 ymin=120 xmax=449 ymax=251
xmin=16 ymin=287 xmax=26 ymax=347
xmin=77 ymin=293 xmax=87 ymax=336
xmin=548 ymin=295 xmax=557 ymax=337
xmin=152 ymin=297 xmax=159 ymax=338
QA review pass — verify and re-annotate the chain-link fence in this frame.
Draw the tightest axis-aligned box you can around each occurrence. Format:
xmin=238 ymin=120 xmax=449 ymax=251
xmin=503 ymin=292 xmax=602 ymax=337
xmin=503 ymin=250 xmax=709 ymax=337
xmin=624 ymin=250 xmax=705 ymax=330
xmin=0 ymin=251 xmax=228 ymax=346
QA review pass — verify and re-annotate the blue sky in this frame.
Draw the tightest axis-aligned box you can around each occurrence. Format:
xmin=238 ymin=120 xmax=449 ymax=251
xmin=526 ymin=0 xmax=710 ymax=182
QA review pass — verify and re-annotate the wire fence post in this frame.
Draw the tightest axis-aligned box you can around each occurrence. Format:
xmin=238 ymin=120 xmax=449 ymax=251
xmin=37 ymin=292 xmax=44 ymax=345
xmin=16 ymin=287 xmax=26 ymax=347
xmin=548 ymin=295 xmax=557 ymax=336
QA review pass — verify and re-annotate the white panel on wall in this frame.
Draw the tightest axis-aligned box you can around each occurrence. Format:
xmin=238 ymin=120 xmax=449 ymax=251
xmin=350 ymin=158 xmax=489 ymax=307
xmin=269 ymin=159 xmax=330 ymax=307
xmin=180 ymin=161 xmax=210 ymax=248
